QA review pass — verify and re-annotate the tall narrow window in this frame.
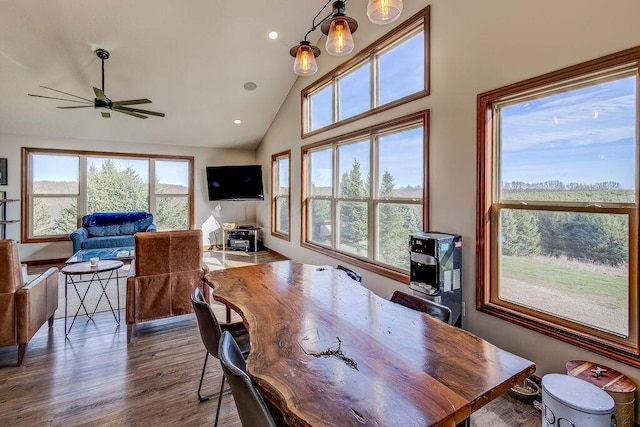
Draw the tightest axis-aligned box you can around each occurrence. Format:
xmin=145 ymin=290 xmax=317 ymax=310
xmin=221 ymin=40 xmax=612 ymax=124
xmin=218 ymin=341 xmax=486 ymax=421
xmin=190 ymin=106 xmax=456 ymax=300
xmin=477 ymin=47 xmax=640 ymax=367
xmin=30 ymin=153 xmax=79 ymax=237
xmin=155 ymin=160 xmax=190 ymax=230
xmin=303 ymin=110 xmax=428 ymax=280
xmin=271 ymin=151 xmax=291 ymax=240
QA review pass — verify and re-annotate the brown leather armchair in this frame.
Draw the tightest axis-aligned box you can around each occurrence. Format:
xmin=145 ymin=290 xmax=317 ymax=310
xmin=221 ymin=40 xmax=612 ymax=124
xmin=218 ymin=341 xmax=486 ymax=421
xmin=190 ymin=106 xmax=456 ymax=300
xmin=126 ymin=230 xmax=209 ymax=342
xmin=0 ymin=239 xmax=58 ymax=366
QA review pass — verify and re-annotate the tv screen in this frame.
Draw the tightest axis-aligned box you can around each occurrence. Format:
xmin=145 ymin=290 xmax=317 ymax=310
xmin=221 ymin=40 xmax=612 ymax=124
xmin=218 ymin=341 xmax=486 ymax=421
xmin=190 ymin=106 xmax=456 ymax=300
xmin=206 ymin=165 xmax=264 ymax=201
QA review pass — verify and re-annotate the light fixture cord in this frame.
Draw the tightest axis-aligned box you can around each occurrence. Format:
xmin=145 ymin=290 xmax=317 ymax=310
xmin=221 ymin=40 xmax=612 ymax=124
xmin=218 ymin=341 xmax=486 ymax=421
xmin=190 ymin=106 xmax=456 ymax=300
xmin=303 ymin=0 xmax=348 ymax=42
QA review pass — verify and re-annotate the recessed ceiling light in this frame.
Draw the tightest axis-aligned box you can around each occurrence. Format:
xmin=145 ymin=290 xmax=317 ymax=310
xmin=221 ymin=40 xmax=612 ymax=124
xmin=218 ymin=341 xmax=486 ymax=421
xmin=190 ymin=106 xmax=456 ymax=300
xmin=234 ymin=119 xmax=242 ymax=124
xmin=268 ymin=31 xmax=278 ymax=40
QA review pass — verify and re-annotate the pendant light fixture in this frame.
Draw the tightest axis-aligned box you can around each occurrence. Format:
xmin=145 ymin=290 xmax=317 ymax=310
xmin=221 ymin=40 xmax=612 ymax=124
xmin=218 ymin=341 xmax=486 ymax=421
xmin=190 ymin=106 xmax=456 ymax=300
xmin=290 ymin=41 xmax=321 ymax=76
xmin=290 ymin=0 xmax=401 ymax=76
xmin=321 ymin=1 xmax=358 ymax=57
xmin=367 ymin=0 xmax=403 ymax=25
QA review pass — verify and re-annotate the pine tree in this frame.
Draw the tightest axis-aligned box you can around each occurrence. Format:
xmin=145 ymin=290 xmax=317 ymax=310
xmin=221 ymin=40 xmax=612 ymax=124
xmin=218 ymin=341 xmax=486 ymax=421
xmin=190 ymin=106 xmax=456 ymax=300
xmin=87 ymin=160 xmax=148 ymax=212
xmin=33 ymin=198 xmax=54 ymax=235
xmin=378 ymin=171 xmax=414 ymax=268
xmin=338 ymin=159 xmax=368 ymax=255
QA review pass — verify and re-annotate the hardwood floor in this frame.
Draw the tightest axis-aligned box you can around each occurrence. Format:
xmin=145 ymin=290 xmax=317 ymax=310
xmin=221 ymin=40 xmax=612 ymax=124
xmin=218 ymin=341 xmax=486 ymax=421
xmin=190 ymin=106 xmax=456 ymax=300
xmin=2 ymin=248 xmax=541 ymax=426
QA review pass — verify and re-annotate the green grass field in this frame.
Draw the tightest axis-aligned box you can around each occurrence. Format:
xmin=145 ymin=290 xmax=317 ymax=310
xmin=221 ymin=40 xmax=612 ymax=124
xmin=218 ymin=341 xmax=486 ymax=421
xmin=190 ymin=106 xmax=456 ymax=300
xmin=502 ymin=255 xmax=627 ymax=298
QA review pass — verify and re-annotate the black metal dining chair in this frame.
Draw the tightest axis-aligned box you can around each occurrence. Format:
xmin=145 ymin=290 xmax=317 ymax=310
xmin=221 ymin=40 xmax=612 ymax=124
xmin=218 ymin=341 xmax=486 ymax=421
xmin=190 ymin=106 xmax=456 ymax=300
xmin=191 ymin=287 xmax=250 ymax=426
xmin=390 ymin=290 xmax=452 ymax=324
xmin=218 ymin=331 xmax=278 ymax=427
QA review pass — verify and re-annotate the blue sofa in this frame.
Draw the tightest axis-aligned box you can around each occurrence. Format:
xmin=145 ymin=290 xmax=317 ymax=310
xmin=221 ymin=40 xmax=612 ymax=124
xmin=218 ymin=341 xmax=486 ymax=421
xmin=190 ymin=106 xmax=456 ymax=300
xmin=70 ymin=212 xmax=156 ymax=253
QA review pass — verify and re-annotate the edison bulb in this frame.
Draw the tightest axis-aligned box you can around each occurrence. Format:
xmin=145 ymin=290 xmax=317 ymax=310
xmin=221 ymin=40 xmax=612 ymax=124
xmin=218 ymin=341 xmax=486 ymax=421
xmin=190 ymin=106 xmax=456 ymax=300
xmin=293 ymin=45 xmax=318 ymax=76
xmin=367 ymin=0 xmax=403 ymax=24
xmin=325 ymin=18 xmax=354 ymax=56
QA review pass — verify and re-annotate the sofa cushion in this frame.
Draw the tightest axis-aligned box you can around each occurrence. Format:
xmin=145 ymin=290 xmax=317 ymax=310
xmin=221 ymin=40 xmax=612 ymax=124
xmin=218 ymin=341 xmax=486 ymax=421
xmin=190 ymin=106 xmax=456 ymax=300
xmin=86 ymin=211 xmax=147 ymax=227
xmin=133 ymin=215 xmax=154 ymax=232
xmin=82 ymin=235 xmax=135 ymax=250
xmin=120 ymin=222 xmax=135 ymax=235
xmin=87 ymin=224 xmax=122 ymax=237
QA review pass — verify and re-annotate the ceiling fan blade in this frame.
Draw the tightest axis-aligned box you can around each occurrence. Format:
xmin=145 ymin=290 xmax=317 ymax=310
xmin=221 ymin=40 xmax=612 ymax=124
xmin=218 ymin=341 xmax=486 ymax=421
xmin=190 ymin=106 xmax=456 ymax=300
xmin=112 ymin=99 xmax=152 ymax=107
xmin=28 ymin=94 xmax=92 ymax=104
xmin=114 ymin=109 xmax=147 ymax=119
xmin=114 ymin=106 xmax=165 ymax=117
xmin=101 ymin=112 xmax=111 ymax=118
xmin=39 ymin=86 xmax=93 ymax=102
xmin=57 ymin=105 xmax=92 ymax=109
xmin=93 ymin=87 xmax=107 ymax=101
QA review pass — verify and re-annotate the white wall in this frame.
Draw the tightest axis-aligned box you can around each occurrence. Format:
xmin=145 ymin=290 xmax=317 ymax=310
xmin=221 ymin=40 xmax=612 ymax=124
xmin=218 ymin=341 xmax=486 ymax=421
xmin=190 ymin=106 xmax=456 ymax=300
xmin=0 ymin=132 xmax=256 ymax=260
xmin=256 ymin=0 xmax=640 ymax=414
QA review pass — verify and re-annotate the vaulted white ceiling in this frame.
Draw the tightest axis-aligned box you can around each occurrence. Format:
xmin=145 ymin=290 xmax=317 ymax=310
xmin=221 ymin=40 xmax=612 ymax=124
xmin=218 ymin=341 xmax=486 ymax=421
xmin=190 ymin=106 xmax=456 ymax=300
xmin=0 ymin=0 xmax=331 ymax=150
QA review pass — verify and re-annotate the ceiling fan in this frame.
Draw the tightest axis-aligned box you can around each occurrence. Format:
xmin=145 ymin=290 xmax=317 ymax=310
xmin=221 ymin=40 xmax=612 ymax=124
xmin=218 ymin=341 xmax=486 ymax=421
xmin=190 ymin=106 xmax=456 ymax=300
xmin=28 ymin=49 xmax=165 ymax=119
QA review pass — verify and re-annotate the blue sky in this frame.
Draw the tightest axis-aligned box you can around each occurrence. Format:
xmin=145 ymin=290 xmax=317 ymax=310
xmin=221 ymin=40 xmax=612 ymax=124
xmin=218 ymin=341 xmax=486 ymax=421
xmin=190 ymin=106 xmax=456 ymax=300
xmin=33 ymin=155 xmax=189 ymax=186
xmin=310 ymin=126 xmax=424 ymax=189
xmin=310 ymin=31 xmax=424 ymax=130
xmin=501 ymin=75 xmax=636 ymax=189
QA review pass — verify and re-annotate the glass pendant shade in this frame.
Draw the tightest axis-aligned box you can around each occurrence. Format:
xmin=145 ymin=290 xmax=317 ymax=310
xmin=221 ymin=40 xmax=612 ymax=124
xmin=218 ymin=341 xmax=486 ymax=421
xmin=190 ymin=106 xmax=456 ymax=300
xmin=325 ymin=18 xmax=354 ymax=56
xmin=293 ymin=45 xmax=319 ymax=76
xmin=367 ymin=0 xmax=403 ymax=24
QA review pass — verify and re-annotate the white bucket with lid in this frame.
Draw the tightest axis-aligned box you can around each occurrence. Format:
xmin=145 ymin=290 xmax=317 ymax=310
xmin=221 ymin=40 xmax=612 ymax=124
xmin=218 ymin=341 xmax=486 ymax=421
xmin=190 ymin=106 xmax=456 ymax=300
xmin=542 ymin=373 xmax=616 ymax=427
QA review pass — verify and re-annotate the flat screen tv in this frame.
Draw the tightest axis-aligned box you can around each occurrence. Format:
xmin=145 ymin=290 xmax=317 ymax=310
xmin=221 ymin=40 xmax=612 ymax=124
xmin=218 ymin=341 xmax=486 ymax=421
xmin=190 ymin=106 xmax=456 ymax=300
xmin=206 ymin=165 xmax=264 ymax=201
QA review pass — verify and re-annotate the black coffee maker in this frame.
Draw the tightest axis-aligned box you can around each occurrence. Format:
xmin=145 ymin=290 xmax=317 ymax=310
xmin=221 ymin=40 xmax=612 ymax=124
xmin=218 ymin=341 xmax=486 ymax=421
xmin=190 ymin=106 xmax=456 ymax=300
xmin=408 ymin=232 xmax=462 ymax=326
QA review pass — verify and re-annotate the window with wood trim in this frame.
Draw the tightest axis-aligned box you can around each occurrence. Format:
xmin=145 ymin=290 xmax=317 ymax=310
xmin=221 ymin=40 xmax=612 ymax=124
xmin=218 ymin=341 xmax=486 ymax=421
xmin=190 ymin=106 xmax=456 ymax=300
xmin=22 ymin=148 xmax=194 ymax=243
xmin=477 ymin=47 xmax=640 ymax=367
xmin=271 ymin=151 xmax=291 ymax=240
xmin=302 ymin=6 xmax=430 ymax=137
xmin=302 ymin=111 xmax=428 ymax=280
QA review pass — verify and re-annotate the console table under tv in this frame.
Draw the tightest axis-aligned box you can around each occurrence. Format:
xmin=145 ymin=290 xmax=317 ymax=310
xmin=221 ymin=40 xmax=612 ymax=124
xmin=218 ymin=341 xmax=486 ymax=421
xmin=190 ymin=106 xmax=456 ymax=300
xmin=222 ymin=227 xmax=261 ymax=253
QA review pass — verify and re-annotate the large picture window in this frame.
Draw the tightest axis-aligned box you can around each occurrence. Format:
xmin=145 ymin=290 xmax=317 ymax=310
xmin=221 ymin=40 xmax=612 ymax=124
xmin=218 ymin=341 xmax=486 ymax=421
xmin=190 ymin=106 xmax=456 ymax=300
xmin=271 ymin=151 xmax=291 ymax=240
xmin=22 ymin=148 xmax=194 ymax=243
xmin=477 ymin=47 xmax=640 ymax=366
xmin=302 ymin=111 xmax=428 ymax=280
xmin=302 ymin=6 xmax=430 ymax=137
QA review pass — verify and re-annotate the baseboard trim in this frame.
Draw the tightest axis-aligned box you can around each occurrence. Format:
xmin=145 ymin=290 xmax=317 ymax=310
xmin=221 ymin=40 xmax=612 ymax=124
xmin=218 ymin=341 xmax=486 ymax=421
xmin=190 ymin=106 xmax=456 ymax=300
xmin=23 ymin=258 xmax=67 ymax=266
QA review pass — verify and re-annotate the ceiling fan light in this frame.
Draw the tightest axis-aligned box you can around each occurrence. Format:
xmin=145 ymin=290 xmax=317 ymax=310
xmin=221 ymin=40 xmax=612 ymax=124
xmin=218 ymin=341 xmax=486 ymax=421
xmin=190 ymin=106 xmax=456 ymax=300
xmin=325 ymin=18 xmax=354 ymax=56
xmin=293 ymin=45 xmax=319 ymax=76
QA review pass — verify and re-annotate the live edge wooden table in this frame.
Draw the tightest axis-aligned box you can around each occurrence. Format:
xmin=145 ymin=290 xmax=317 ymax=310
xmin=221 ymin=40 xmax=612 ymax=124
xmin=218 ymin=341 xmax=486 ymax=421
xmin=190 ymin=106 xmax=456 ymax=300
xmin=203 ymin=260 xmax=536 ymax=427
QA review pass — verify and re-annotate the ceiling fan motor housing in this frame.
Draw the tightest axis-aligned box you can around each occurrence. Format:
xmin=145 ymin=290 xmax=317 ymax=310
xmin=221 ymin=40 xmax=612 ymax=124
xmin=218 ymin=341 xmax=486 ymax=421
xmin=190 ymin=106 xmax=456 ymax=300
xmin=94 ymin=98 xmax=113 ymax=110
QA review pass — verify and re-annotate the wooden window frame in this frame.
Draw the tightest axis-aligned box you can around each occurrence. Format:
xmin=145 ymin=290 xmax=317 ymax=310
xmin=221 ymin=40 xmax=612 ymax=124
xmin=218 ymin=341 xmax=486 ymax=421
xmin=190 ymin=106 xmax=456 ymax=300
xmin=301 ymin=6 xmax=430 ymax=138
xmin=477 ymin=46 xmax=640 ymax=367
xmin=21 ymin=147 xmax=195 ymax=243
xmin=271 ymin=150 xmax=291 ymax=241
xmin=301 ymin=110 xmax=429 ymax=283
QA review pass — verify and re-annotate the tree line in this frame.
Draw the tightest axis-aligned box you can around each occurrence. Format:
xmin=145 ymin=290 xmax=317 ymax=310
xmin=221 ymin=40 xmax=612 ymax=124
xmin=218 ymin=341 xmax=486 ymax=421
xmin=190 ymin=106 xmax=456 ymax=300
xmin=310 ymin=159 xmax=422 ymax=269
xmin=34 ymin=160 xmax=188 ymax=235
xmin=501 ymin=180 xmax=629 ymax=266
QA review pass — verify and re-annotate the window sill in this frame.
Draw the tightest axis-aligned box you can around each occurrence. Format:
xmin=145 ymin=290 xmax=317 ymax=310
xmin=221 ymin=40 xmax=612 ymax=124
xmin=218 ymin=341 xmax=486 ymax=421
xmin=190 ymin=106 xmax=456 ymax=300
xmin=477 ymin=301 xmax=640 ymax=369
xmin=301 ymin=241 xmax=409 ymax=284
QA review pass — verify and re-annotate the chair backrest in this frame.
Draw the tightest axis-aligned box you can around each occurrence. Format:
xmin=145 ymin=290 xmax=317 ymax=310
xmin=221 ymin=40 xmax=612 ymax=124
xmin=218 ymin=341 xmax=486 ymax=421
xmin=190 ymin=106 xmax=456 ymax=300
xmin=191 ymin=287 xmax=223 ymax=359
xmin=126 ymin=229 xmax=206 ymax=325
xmin=218 ymin=331 xmax=277 ymax=427
xmin=336 ymin=265 xmax=362 ymax=282
xmin=390 ymin=291 xmax=452 ymax=324
xmin=134 ymin=229 xmax=202 ymax=277
xmin=0 ymin=239 xmax=23 ymax=293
